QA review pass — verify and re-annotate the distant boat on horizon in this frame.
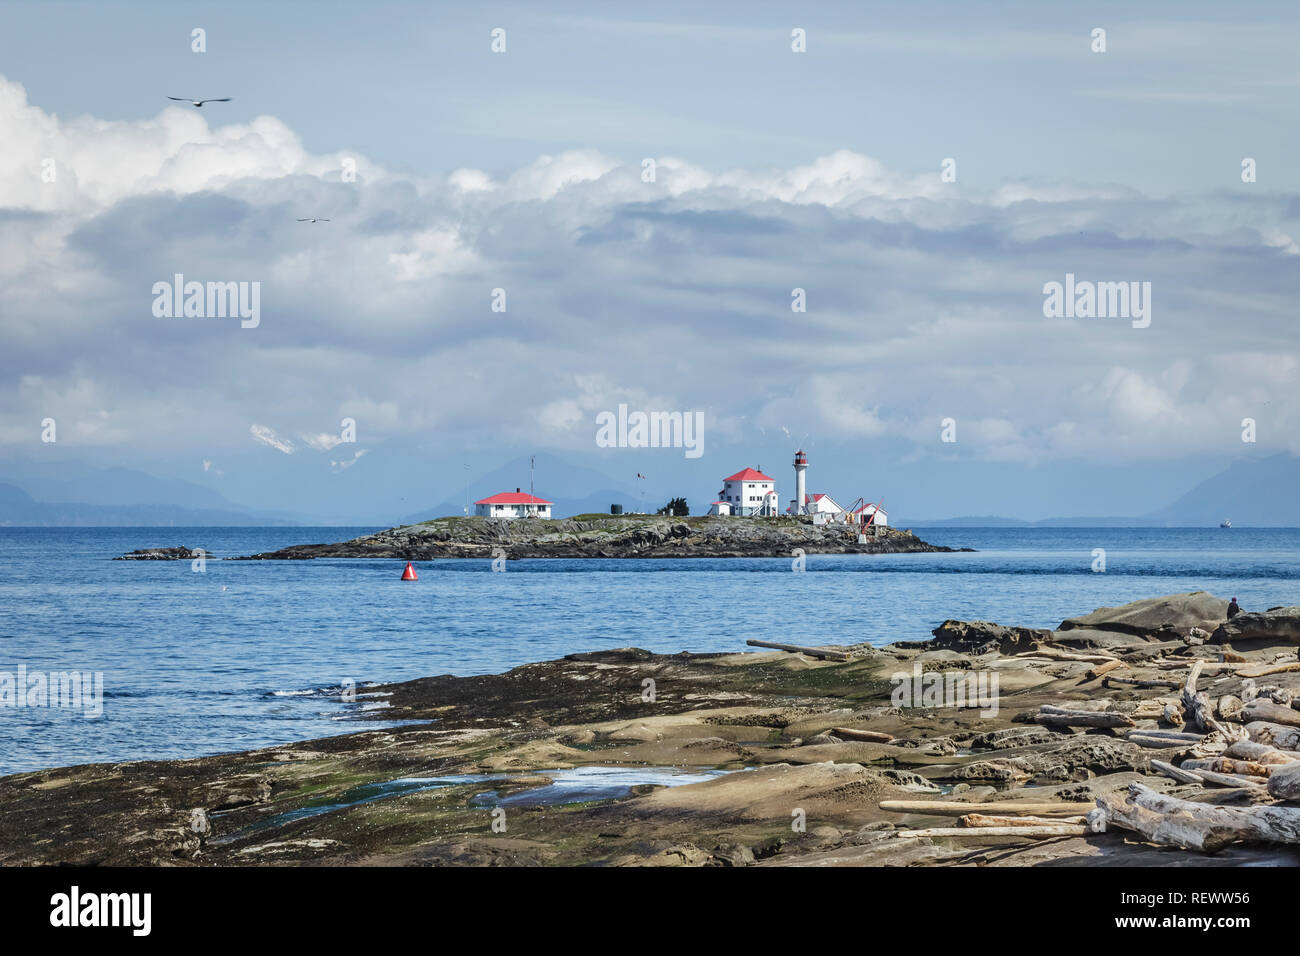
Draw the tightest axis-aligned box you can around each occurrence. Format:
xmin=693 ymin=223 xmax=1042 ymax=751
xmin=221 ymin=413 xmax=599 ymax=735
xmin=1220 ymin=518 xmax=1232 ymax=528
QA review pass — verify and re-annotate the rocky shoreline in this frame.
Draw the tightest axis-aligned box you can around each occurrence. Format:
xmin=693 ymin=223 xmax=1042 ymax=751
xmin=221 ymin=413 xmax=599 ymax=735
xmin=221 ymin=514 xmax=964 ymax=561
xmin=3 ymin=591 xmax=1299 ymax=867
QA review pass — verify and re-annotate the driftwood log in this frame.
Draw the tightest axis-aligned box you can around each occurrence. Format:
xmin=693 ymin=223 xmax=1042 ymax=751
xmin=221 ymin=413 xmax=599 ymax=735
xmin=1087 ymin=659 xmax=1127 ymax=680
xmin=1181 ymin=661 xmax=1228 ymax=736
xmin=1127 ymin=733 xmax=1194 ymax=749
xmin=898 ymin=825 xmax=1085 ymax=840
xmin=1105 ymin=675 xmax=1182 ymax=690
xmin=1247 ymin=722 xmax=1300 ymax=750
xmin=1182 ymin=756 xmax=1273 ymax=778
xmin=1017 ymin=648 xmax=1117 ymax=664
xmin=1034 ymin=711 xmax=1135 ymax=729
xmin=959 ymin=813 xmax=1088 ymax=828
xmin=1185 ymin=768 xmax=1269 ymax=789
xmin=1268 ymin=763 xmax=1300 ymax=801
xmin=745 ymin=640 xmax=850 ymax=662
xmin=1097 ymin=782 xmax=1300 ymax=851
xmin=878 ymin=800 xmax=1088 ymax=816
xmin=1240 ymin=661 xmax=1300 ymax=679
xmin=1150 ymin=759 xmax=1204 ymax=785
xmin=1241 ymin=699 xmax=1300 ymax=728
xmin=1225 ymin=739 xmax=1300 ymax=764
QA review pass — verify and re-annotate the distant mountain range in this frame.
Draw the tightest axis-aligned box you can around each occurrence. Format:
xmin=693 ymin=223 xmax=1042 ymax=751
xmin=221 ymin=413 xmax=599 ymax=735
xmin=0 ymin=481 xmax=298 ymax=526
xmin=2 ymin=453 xmax=1297 ymax=527
xmin=401 ymin=452 xmax=647 ymax=522
xmin=903 ymin=454 xmax=1300 ymax=528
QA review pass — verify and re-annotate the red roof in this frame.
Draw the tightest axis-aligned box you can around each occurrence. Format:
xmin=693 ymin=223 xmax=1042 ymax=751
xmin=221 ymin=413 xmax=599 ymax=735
xmin=475 ymin=492 xmax=552 ymax=505
xmin=724 ymin=467 xmax=773 ymax=482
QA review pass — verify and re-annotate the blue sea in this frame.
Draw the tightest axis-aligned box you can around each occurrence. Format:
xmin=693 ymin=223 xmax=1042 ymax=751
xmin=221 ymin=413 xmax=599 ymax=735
xmin=1 ymin=526 xmax=1296 ymax=775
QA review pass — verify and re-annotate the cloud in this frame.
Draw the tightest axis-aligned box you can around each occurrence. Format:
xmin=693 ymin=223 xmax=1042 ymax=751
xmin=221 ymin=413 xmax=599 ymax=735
xmin=331 ymin=449 xmax=366 ymax=471
xmin=1 ymin=68 xmax=1298 ymax=490
xmin=250 ymin=425 xmax=295 ymax=454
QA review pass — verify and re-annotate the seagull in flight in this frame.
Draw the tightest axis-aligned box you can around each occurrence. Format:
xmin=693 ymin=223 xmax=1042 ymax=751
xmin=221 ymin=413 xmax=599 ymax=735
xmin=168 ymin=96 xmax=232 ymax=108
xmin=296 ymin=218 xmax=331 ymax=223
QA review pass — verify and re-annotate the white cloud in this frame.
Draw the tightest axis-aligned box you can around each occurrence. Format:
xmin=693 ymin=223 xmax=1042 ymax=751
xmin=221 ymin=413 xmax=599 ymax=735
xmin=250 ymin=425 xmax=295 ymax=454
xmin=1 ymin=70 xmax=1297 ymax=479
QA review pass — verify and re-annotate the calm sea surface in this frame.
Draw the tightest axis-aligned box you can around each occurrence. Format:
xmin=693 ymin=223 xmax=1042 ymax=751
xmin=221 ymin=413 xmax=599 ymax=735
xmin=1 ymin=526 xmax=1296 ymax=774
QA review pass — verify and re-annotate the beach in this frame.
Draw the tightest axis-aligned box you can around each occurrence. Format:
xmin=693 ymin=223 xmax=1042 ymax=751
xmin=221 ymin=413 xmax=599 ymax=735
xmin=3 ymin=590 xmax=1299 ymax=866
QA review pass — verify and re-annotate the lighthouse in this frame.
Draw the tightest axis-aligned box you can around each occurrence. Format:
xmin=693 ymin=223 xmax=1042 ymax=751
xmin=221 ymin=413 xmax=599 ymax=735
xmin=793 ymin=449 xmax=808 ymax=515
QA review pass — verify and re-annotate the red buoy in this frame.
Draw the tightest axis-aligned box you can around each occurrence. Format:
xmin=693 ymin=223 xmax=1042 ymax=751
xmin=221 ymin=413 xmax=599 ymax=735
xmin=401 ymin=561 xmax=418 ymax=581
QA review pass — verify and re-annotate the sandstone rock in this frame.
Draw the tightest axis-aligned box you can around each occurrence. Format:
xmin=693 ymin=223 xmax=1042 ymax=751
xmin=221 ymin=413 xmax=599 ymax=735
xmin=934 ymin=759 xmax=1028 ymax=783
xmin=1011 ymin=736 xmax=1149 ymax=782
xmin=1211 ymin=607 xmax=1300 ymax=645
xmin=899 ymin=620 xmax=1048 ymax=655
xmin=114 ymin=546 xmax=204 ymax=561
xmin=1058 ymin=592 xmax=1229 ymax=639
xmin=969 ymin=727 xmax=1061 ymax=750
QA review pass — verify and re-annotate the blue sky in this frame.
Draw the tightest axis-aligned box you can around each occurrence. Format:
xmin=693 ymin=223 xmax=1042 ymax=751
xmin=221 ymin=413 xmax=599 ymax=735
xmin=1 ymin=1 xmax=1297 ymax=522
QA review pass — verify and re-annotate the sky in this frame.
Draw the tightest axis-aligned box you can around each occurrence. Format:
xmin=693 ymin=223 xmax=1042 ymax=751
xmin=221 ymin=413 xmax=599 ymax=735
xmin=1 ymin=1 xmax=1297 ymax=522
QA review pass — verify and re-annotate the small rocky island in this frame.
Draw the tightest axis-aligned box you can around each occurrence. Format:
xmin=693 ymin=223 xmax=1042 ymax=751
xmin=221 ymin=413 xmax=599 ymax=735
xmin=229 ymin=514 xmax=964 ymax=560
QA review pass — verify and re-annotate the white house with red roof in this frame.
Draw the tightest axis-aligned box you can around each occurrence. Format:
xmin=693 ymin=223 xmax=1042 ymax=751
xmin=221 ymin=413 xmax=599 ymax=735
xmin=475 ymin=489 xmax=553 ymax=519
xmin=711 ymin=467 xmax=779 ymax=516
xmin=788 ymin=492 xmax=845 ymax=517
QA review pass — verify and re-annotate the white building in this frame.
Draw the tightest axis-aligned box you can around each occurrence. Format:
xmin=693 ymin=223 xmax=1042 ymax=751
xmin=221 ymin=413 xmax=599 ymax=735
xmin=789 ymin=492 xmax=845 ymax=517
xmin=707 ymin=500 xmax=732 ymax=516
xmin=717 ymin=467 xmax=779 ymax=516
xmin=851 ymin=501 xmax=888 ymax=527
xmin=475 ymin=489 xmax=553 ymax=519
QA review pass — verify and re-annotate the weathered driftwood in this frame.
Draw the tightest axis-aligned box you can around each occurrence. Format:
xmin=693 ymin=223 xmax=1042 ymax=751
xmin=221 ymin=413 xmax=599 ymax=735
xmin=1217 ymin=695 xmax=1245 ymax=722
xmin=1161 ymin=702 xmax=1186 ymax=726
xmin=1017 ymin=647 xmax=1117 ymax=663
xmin=1182 ymin=661 xmax=1227 ymax=736
xmin=1182 ymin=768 xmax=1268 ymax=789
xmin=1153 ymin=659 xmax=1244 ymax=671
xmin=1182 ymin=756 xmax=1273 ymax=778
xmin=1268 ymin=763 xmax=1300 ymax=801
xmin=1150 ymin=759 xmax=1205 ymax=785
xmin=878 ymin=800 xmax=1088 ymax=816
xmin=1040 ymin=701 xmax=1115 ymax=714
xmin=1087 ymin=659 xmax=1128 ymax=680
xmin=1241 ymin=699 xmax=1300 ymax=728
xmin=959 ymin=812 xmax=1088 ymax=828
xmin=1240 ymin=661 xmax=1300 ymax=679
xmin=1127 ymin=733 xmax=1193 ymax=749
xmin=1224 ymin=739 xmax=1300 ymax=765
xmin=1128 ymin=700 xmax=1174 ymax=721
xmin=1105 ymin=675 xmax=1182 ymax=690
xmin=899 ymin=825 xmax=1086 ymax=839
xmin=1246 ymin=721 xmax=1300 ymax=750
xmin=1096 ymin=782 xmax=1300 ymax=852
xmin=745 ymin=639 xmax=850 ymax=662
xmin=1034 ymin=711 xmax=1135 ymax=729
xmin=829 ymin=727 xmax=894 ymax=743
xmin=1133 ymin=733 xmax=1201 ymax=749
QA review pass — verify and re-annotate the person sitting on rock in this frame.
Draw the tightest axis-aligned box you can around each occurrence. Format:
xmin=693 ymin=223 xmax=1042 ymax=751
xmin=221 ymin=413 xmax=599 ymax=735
xmin=1227 ymin=597 xmax=1240 ymax=619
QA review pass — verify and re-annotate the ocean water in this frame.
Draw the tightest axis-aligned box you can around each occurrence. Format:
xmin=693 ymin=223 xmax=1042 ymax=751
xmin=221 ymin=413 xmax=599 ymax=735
xmin=0 ymin=525 xmax=1296 ymax=774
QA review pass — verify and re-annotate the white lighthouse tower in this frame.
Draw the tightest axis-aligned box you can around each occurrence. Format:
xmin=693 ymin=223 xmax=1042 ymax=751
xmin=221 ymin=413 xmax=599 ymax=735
xmin=793 ymin=449 xmax=808 ymax=514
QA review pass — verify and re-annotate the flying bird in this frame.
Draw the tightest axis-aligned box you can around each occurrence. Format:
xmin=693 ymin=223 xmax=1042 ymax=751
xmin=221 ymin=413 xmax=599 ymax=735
xmin=296 ymin=218 xmax=331 ymax=223
xmin=168 ymin=97 xmax=231 ymax=107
